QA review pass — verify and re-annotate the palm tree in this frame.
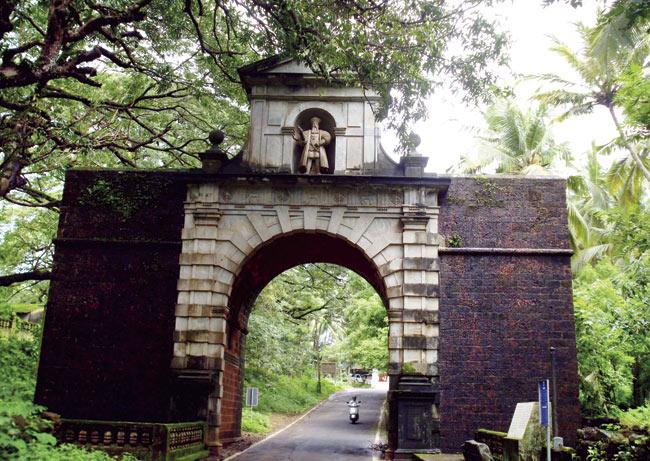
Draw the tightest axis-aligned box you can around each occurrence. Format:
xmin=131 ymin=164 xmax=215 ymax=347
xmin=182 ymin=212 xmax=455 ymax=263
xmin=566 ymin=149 xmax=615 ymax=272
xmin=452 ymin=99 xmax=571 ymax=175
xmin=532 ymin=22 xmax=650 ymax=183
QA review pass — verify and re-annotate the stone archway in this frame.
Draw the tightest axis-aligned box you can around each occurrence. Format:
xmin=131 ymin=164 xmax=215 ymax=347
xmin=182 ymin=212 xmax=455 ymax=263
xmin=34 ymin=168 xmax=581 ymax=460
xmin=221 ymin=231 xmax=389 ymax=440
xmin=171 ymin=177 xmax=446 ymax=455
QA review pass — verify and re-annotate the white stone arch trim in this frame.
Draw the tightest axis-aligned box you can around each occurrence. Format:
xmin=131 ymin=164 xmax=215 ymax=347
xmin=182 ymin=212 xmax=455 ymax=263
xmin=211 ymin=206 xmax=401 ymax=302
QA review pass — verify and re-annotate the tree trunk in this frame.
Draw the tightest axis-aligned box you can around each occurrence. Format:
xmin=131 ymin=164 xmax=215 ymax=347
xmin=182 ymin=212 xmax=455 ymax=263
xmin=317 ymin=357 xmax=322 ymax=394
xmin=632 ymin=357 xmax=642 ymax=407
xmin=608 ymin=106 xmax=650 ymax=183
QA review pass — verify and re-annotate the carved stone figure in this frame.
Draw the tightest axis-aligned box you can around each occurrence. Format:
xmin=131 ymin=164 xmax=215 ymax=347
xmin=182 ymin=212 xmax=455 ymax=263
xmin=293 ymin=116 xmax=331 ymax=174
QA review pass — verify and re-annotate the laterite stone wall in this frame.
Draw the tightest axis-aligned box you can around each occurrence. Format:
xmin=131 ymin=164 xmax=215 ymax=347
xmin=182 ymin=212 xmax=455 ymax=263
xmin=438 ymin=177 xmax=580 ymax=451
xmin=220 ymin=354 xmax=243 ymax=440
xmin=35 ymin=170 xmax=186 ymax=422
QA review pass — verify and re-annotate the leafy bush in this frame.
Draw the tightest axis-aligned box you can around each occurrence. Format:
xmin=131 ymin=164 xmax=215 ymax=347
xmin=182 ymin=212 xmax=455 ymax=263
xmin=241 ymin=408 xmax=271 ymax=433
xmin=573 ymin=262 xmax=636 ymax=416
xmin=0 ymin=332 xmax=137 ymax=460
xmin=620 ymin=403 xmax=650 ymax=429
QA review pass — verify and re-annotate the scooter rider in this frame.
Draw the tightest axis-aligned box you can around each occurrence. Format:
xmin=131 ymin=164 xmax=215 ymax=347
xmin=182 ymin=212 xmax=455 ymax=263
xmin=347 ymin=396 xmax=362 ymax=405
xmin=346 ymin=396 xmax=362 ymax=423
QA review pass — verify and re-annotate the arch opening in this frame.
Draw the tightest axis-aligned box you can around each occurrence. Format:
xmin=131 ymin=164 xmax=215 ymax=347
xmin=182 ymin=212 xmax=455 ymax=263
xmin=220 ymin=231 xmax=389 ymax=441
xmin=229 ymin=231 xmax=387 ymax=332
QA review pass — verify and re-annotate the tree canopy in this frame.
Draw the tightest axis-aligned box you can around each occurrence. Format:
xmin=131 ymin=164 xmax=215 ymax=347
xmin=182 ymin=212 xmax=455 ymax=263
xmin=0 ymin=0 xmax=507 ymax=206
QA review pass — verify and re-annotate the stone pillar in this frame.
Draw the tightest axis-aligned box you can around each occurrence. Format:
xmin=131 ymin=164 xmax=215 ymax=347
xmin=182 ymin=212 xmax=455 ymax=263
xmin=388 ymin=185 xmax=441 ymax=459
xmin=172 ymin=183 xmax=227 ymax=457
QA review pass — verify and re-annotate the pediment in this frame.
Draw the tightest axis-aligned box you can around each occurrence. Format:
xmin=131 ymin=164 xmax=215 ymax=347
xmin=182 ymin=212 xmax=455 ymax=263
xmin=238 ymin=55 xmax=313 ymax=79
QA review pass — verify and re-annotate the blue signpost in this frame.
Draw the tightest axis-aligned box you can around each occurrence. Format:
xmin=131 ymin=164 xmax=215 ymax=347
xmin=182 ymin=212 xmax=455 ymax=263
xmin=539 ymin=380 xmax=551 ymax=461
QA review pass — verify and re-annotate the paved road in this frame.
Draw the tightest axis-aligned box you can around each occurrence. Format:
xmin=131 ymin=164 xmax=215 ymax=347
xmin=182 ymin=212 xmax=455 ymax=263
xmin=230 ymin=388 xmax=386 ymax=461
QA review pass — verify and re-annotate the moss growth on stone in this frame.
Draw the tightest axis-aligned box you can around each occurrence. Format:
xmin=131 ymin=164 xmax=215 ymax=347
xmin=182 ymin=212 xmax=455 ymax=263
xmin=79 ymin=179 xmax=137 ymax=220
xmin=476 ymin=428 xmax=508 ymax=438
xmin=471 ymin=176 xmax=506 ymax=208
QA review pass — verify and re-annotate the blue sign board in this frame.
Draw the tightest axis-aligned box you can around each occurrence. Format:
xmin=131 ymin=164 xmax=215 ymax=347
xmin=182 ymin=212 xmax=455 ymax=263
xmin=246 ymin=387 xmax=259 ymax=407
xmin=538 ymin=379 xmax=550 ymax=427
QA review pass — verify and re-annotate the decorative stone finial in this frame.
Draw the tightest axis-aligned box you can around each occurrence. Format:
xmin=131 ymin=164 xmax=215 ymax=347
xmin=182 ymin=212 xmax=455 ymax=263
xmin=406 ymin=132 xmax=422 ymax=157
xmin=208 ymin=129 xmax=225 ymax=148
xmin=400 ymin=131 xmax=429 ymax=177
xmin=200 ymin=129 xmax=229 ymax=173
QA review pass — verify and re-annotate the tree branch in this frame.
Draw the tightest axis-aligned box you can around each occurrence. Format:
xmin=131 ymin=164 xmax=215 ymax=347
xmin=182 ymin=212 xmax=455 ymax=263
xmin=0 ymin=270 xmax=52 ymax=287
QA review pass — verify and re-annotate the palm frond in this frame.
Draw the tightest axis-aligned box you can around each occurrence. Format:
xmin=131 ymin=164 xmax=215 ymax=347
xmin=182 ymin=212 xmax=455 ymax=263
xmin=571 ymin=243 xmax=612 ymax=274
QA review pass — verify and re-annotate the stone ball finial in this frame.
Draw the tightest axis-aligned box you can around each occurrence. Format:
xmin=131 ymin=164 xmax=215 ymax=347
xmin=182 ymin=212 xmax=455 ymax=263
xmin=201 ymin=129 xmax=229 ymax=173
xmin=208 ymin=129 xmax=225 ymax=147
xmin=408 ymin=132 xmax=421 ymax=148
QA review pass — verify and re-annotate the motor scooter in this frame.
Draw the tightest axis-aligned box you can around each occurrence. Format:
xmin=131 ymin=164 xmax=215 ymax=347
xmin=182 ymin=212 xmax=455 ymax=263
xmin=347 ymin=396 xmax=361 ymax=424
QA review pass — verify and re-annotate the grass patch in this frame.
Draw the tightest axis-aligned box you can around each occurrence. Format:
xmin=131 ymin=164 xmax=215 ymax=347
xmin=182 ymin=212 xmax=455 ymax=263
xmin=8 ymin=304 xmax=42 ymax=315
xmin=241 ymin=372 xmax=342 ymax=434
xmin=620 ymin=403 xmax=650 ymax=429
xmin=241 ymin=408 xmax=271 ymax=433
xmin=245 ymin=373 xmax=341 ymax=415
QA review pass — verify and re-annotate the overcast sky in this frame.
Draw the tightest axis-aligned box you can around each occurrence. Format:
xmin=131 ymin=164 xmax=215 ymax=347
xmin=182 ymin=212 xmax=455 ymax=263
xmin=382 ymin=1 xmax=617 ymax=175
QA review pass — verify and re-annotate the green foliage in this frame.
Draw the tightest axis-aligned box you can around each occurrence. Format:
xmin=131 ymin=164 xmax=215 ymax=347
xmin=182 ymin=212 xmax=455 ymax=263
xmin=0 ymin=202 xmax=56 ymax=305
xmin=247 ymin=264 xmax=388 ymax=378
xmin=573 ymin=204 xmax=650 ymax=415
xmin=245 ymin=372 xmax=339 ymax=415
xmin=401 ymin=363 xmax=417 ymax=375
xmin=452 ymin=99 xmax=570 ymax=175
xmin=329 ymin=299 xmax=388 ymax=372
xmin=0 ymin=0 xmax=508 ymax=210
xmin=448 ymin=232 xmax=463 ymax=248
xmin=0 ymin=332 xmax=137 ymax=460
xmin=240 ymin=408 xmax=271 ymax=434
xmin=574 ymin=261 xmax=634 ymax=415
xmin=617 ymin=64 xmax=650 ymax=131
xmin=620 ymin=403 xmax=650 ymax=429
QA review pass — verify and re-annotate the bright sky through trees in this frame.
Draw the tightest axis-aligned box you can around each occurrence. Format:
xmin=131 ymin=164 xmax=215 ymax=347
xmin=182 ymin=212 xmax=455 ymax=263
xmin=383 ymin=1 xmax=617 ymax=174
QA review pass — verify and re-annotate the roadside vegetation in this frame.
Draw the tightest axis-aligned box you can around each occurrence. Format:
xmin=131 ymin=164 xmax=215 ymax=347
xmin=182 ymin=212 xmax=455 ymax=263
xmin=241 ymin=374 xmax=341 ymax=433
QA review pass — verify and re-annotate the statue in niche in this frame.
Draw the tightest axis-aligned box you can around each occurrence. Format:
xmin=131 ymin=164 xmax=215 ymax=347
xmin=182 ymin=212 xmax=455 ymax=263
xmin=293 ymin=116 xmax=331 ymax=174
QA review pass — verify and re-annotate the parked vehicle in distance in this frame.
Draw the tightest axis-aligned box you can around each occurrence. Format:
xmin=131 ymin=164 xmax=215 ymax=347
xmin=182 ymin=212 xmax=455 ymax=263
xmin=349 ymin=368 xmax=370 ymax=384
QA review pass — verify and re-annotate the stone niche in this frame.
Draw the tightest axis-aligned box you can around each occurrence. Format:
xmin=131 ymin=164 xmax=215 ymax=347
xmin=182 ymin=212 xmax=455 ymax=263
xmin=238 ymin=56 xmax=398 ymax=175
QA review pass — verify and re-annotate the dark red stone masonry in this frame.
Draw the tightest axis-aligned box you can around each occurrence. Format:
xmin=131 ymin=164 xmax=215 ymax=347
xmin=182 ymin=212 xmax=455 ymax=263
xmin=438 ymin=177 xmax=580 ymax=451
xmin=35 ymin=170 xmax=187 ymax=422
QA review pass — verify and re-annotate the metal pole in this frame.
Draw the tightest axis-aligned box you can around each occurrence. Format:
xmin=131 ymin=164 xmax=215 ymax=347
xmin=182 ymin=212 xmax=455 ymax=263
xmin=550 ymin=346 xmax=558 ymax=438
xmin=547 ymin=423 xmax=551 ymax=461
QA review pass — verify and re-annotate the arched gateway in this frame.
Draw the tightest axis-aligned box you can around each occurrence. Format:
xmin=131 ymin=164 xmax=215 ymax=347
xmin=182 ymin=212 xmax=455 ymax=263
xmin=35 ymin=56 xmax=580 ymax=460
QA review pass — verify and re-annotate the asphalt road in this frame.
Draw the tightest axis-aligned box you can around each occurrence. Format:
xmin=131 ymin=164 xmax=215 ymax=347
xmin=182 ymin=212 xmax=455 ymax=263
xmin=230 ymin=388 xmax=386 ymax=461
